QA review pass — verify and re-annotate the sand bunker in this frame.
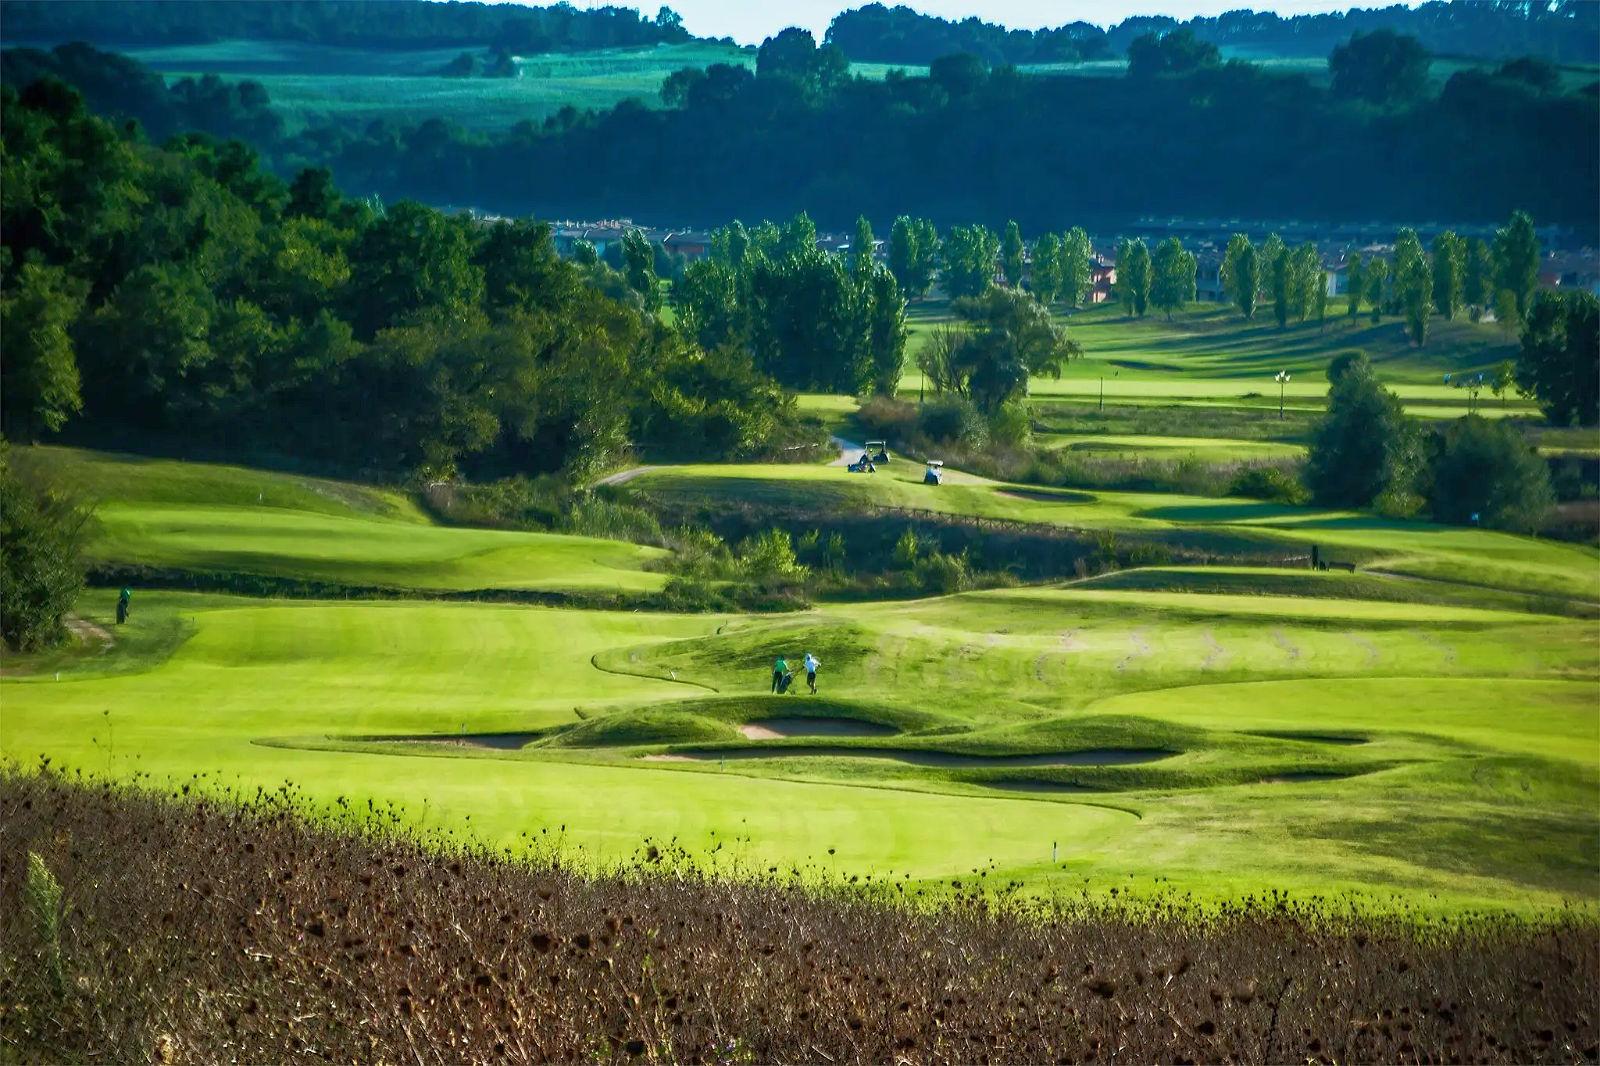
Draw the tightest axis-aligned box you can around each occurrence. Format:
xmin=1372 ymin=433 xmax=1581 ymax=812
xmin=737 ymin=716 xmax=900 ymax=740
xmin=1250 ymin=731 xmax=1368 ymax=746
xmin=982 ymin=780 xmax=1105 ymax=794
xmin=372 ymin=732 xmax=537 ymax=750
xmin=997 ymin=488 xmax=1095 ymax=504
xmin=640 ymin=746 xmax=1173 ymax=768
xmin=1260 ymin=770 xmax=1357 ymax=783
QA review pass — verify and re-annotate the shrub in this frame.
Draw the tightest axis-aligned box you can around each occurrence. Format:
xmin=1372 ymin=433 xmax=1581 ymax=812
xmin=560 ymin=494 xmax=664 ymax=545
xmin=892 ymin=529 xmax=920 ymax=569
xmin=737 ymin=529 xmax=808 ymax=585
xmin=1304 ymin=363 xmax=1420 ymax=508
xmin=1229 ymin=464 xmax=1309 ymax=504
xmin=914 ymin=550 xmax=971 ymax=593
xmin=987 ymin=400 xmax=1032 ymax=447
xmin=855 ymin=395 xmax=918 ymax=443
xmin=918 ymin=396 xmax=988 ymax=448
xmin=1425 ymin=416 xmax=1555 ymax=532
xmin=0 ymin=449 xmax=92 ymax=652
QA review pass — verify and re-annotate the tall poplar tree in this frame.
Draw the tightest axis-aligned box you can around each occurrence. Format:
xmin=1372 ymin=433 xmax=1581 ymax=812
xmin=1223 ymin=234 xmax=1257 ymax=319
xmin=1431 ymin=230 xmax=1464 ymax=320
xmin=1116 ymin=238 xmax=1151 ymax=317
xmin=1060 ymin=227 xmax=1092 ymax=307
xmin=1000 ymin=220 xmax=1025 ymax=288
xmin=1031 ymin=232 xmax=1062 ymax=304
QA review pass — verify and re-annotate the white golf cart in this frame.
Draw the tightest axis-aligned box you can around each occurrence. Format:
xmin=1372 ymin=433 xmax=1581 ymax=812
xmin=923 ymin=459 xmax=944 ymax=485
xmin=866 ymin=440 xmax=891 ymax=464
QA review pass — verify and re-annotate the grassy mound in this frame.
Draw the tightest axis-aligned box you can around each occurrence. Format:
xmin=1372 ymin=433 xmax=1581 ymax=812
xmin=16 ymin=446 xmax=668 ymax=595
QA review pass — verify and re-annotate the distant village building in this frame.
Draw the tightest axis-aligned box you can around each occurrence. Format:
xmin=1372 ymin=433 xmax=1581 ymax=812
xmin=1088 ymin=255 xmax=1116 ymax=303
xmin=662 ymin=231 xmax=713 ymax=261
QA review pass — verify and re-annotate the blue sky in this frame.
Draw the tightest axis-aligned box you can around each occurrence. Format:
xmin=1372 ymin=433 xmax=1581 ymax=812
xmin=556 ymin=2 xmax=1398 ymax=46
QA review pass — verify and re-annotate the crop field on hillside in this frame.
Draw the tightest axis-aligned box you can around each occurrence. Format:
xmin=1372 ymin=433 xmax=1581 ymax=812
xmin=3 ymin=438 xmax=1596 ymax=913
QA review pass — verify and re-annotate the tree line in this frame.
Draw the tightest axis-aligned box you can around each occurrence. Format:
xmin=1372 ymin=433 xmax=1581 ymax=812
xmin=2 ymin=0 xmax=692 ymax=52
xmin=6 ymin=37 xmax=1593 ymax=234
xmin=1198 ymin=212 xmax=1544 ymax=347
xmin=823 ymin=2 xmax=1599 ymax=67
xmin=0 ymin=80 xmax=888 ymax=484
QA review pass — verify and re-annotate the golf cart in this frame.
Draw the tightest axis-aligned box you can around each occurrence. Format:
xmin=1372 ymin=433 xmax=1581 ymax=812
xmin=923 ymin=459 xmax=944 ymax=485
xmin=865 ymin=440 xmax=890 ymax=464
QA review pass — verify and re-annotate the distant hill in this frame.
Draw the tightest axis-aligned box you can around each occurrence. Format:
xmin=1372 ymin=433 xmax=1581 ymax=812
xmin=0 ymin=0 xmax=694 ymax=53
xmin=826 ymin=2 xmax=1600 ymax=67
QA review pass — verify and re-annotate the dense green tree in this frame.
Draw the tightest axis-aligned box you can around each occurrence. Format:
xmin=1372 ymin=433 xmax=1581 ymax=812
xmin=1060 ymin=227 xmax=1092 ymax=307
xmin=778 ymin=211 xmax=818 ymax=260
xmin=1345 ymin=254 xmax=1365 ymax=317
xmin=1116 ymin=238 xmax=1151 ymax=317
xmin=0 ymin=449 xmax=90 ymax=652
xmin=676 ymin=258 xmax=743 ymax=351
xmin=1493 ymin=209 xmax=1540 ymax=320
xmin=0 ymin=81 xmax=812 ymax=480
xmin=941 ymin=224 xmax=999 ymax=299
xmin=929 ymin=52 xmax=988 ymax=97
xmin=1463 ymin=236 xmax=1494 ymax=315
xmin=1516 ymin=290 xmax=1599 ymax=426
xmin=710 ymin=219 xmax=750 ymax=269
xmin=1425 ymin=416 xmax=1553 ymax=532
xmin=911 ymin=219 xmax=940 ymax=294
xmin=474 ymin=219 xmax=574 ymax=315
xmin=748 ymin=245 xmax=868 ymax=393
xmin=1304 ymin=358 xmax=1420 ymax=508
xmin=917 ymin=286 xmax=1079 ymax=415
xmin=1149 ymin=237 xmax=1196 ymax=320
xmin=1287 ymin=244 xmax=1320 ymax=322
xmin=852 ymin=214 xmax=875 ymax=276
xmin=1392 ymin=228 xmax=1424 ymax=296
xmin=1257 ymin=233 xmax=1286 ymax=303
xmin=81 ymin=263 xmax=215 ymax=420
xmin=1000 ymin=220 xmax=1025 ymax=288
xmin=1222 ymin=234 xmax=1257 ymax=319
xmin=1329 ymin=30 xmax=1430 ymax=105
xmin=1326 ymin=349 xmax=1371 ymax=385
xmin=0 ymin=263 xmax=85 ymax=440
xmin=1269 ymin=243 xmax=1290 ymax=328
xmin=1126 ymin=28 xmax=1220 ymax=78
xmin=347 ymin=201 xmax=482 ymax=339
xmin=621 ymin=228 xmax=660 ymax=311
xmin=1364 ymin=258 xmax=1388 ymax=323
xmin=1430 ymin=230 xmax=1465 ymax=319
xmin=886 ymin=215 xmax=938 ymax=298
xmin=1030 ymin=232 xmax=1062 ymax=304
xmin=863 ymin=264 xmax=908 ymax=395
xmin=1395 ymin=233 xmax=1433 ymax=346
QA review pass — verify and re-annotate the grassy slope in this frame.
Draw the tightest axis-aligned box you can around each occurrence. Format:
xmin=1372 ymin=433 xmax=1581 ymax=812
xmin=624 ymin=456 xmax=1600 ymax=600
xmin=3 ymin=581 xmax=1594 ymax=909
xmin=18 ymin=446 xmax=667 ymax=593
xmin=904 ymin=301 xmax=1532 ymax=415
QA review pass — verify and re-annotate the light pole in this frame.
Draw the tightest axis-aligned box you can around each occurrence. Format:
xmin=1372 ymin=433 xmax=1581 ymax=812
xmin=1274 ymin=370 xmax=1291 ymax=420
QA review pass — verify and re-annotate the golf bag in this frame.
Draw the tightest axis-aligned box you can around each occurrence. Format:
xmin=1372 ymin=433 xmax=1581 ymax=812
xmin=777 ymin=671 xmax=795 ymax=694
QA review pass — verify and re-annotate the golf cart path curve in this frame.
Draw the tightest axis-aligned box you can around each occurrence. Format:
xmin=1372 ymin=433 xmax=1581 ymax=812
xmin=595 ymin=465 xmax=660 ymax=487
xmin=828 ymin=436 xmax=865 ymax=467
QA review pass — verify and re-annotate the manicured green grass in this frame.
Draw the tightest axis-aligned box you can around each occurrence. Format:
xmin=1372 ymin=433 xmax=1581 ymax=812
xmin=904 ymin=300 xmax=1531 ymax=418
xmin=17 ymin=446 xmax=667 ymax=593
xmin=3 ymin=582 xmax=1594 ymax=910
xmin=623 ymin=458 xmax=1600 ymax=601
xmin=4 ymin=446 xmax=1594 ymax=913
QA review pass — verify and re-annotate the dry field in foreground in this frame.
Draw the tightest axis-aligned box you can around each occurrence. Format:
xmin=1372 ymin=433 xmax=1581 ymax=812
xmin=1 ymin=769 xmax=1595 ymax=1064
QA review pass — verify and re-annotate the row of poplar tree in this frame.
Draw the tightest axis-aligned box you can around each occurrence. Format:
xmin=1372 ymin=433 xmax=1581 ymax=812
xmin=1212 ymin=211 xmax=1543 ymax=347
